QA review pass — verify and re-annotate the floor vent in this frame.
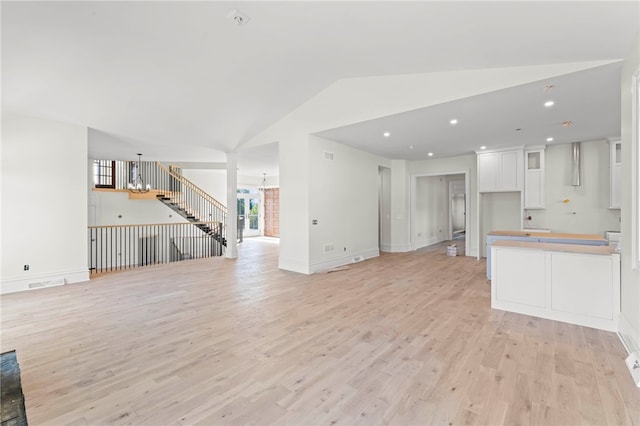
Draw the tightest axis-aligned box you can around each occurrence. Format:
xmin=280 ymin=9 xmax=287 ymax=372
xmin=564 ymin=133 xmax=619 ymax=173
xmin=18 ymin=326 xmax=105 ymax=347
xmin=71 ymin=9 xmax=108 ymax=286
xmin=28 ymin=278 xmax=65 ymax=289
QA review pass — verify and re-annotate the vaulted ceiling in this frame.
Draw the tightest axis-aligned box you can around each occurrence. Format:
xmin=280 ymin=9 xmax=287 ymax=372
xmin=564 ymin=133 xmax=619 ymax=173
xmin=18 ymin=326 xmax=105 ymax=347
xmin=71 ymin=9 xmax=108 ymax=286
xmin=2 ymin=2 xmax=639 ymax=176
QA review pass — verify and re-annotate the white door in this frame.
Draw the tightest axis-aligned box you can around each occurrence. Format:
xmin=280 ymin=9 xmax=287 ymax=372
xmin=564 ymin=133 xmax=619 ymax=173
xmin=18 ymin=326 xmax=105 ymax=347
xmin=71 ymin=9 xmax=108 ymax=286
xmin=237 ymin=192 xmax=261 ymax=237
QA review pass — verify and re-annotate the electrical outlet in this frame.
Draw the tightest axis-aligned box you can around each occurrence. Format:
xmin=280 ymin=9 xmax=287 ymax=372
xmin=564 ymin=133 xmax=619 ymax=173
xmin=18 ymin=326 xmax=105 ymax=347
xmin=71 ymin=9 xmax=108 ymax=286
xmin=24 ymin=264 xmax=29 ymax=271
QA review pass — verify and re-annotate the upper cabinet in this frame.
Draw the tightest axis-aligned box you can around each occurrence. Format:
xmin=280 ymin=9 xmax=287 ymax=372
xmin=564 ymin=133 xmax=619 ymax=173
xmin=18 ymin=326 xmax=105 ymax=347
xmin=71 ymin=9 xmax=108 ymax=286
xmin=524 ymin=147 xmax=546 ymax=209
xmin=609 ymin=138 xmax=621 ymax=209
xmin=477 ymin=148 xmax=523 ymax=192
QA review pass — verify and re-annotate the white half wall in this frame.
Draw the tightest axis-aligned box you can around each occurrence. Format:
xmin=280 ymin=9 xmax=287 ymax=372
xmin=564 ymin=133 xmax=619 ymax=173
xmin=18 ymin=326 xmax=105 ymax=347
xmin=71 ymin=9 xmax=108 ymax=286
xmin=1 ymin=113 xmax=90 ymax=294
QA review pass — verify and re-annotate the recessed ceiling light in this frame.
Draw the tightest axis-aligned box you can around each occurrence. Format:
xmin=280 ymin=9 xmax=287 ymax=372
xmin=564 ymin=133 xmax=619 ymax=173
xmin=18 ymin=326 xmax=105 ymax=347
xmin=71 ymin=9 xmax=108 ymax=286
xmin=450 ymin=119 xmax=458 ymax=125
xmin=383 ymin=132 xmax=390 ymax=137
xmin=562 ymin=121 xmax=572 ymax=127
xmin=409 ymin=145 xmax=414 ymax=150
xmin=544 ymin=84 xmax=555 ymax=91
xmin=546 ymin=137 xmax=554 ymax=142
xmin=544 ymin=100 xmax=555 ymax=108
xmin=480 ymin=146 xmax=486 ymax=150
xmin=428 ymin=152 xmax=434 ymax=157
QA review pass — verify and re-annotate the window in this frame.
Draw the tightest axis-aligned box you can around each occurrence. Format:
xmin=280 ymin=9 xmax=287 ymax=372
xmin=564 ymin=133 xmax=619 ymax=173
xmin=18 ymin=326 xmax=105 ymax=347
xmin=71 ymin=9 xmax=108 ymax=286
xmin=93 ymin=160 xmax=116 ymax=189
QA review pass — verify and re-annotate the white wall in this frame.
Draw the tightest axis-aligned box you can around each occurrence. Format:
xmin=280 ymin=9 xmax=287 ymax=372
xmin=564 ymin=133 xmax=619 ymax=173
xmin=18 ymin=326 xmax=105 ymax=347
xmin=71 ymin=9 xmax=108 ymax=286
xmin=378 ymin=167 xmax=392 ymax=252
xmin=408 ymin=154 xmax=478 ymax=257
xmin=389 ymin=160 xmax=411 ymax=252
xmin=619 ymin=34 xmax=640 ymax=355
xmin=525 ymin=140 xmax=621 ymax=234
xmin=307 ymin=136 xmax=388 ymax=272
xmin=414 ymin=176 xmax=448 ymax=248
xmin=182 ymin=169 xmax=227 ymax=203
xmin=480 ymin=192 xmax=522 ymax=257
xmin=278 ymin=135 xmax=311 ymax=273
xmin=1 ymin=113 xmax=89 ymax=293
xmin=92 ymin=191 xmax=189 ymax=226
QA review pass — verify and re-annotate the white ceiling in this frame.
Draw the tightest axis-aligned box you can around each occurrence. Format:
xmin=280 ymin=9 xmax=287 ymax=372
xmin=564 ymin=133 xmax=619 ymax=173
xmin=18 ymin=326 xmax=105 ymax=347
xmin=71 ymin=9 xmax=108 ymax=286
xmin=316 ymin=62 xmax=623 ymax=159
xmin=2 ymin=2 xmax=639 ymax=175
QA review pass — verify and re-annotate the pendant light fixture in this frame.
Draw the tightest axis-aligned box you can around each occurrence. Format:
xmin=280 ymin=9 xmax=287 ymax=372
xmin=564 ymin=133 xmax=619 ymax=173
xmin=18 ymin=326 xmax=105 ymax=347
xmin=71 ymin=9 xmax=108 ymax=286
xmin=258 ymin=173 xmax=268 ymax=192
xmin=128 ymin=153 xmax=150 ymax=193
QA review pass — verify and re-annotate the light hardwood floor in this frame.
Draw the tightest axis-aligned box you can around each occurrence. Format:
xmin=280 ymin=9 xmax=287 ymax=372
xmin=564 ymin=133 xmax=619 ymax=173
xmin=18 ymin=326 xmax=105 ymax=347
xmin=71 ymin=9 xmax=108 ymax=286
xmin=1 ymin=238 xmax=638 ymax=425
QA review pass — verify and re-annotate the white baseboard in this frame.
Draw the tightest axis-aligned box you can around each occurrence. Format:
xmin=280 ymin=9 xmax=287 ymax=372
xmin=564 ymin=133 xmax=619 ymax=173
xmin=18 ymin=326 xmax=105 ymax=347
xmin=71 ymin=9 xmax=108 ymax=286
xmin=278 ymin=257 xmax=311 ymax=274
xmin=380 ymin=243 xmax=412 ymax=253
xmin=414 ymin=237 xmax=444 ymax=250
xmin=1 ymin=268 xmax=90 ymax=294
xmin=309 ymin=248 xmax=380 ymax=273
xmin=618 ymin=312 xmax=640 ymax=354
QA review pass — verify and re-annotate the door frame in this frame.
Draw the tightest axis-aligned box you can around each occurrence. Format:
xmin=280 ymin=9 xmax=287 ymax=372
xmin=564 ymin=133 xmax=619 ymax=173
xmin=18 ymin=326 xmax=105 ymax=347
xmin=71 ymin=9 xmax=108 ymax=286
xmin=410 ymin=170 xmax=470 ymax=256
xmin=448 ymin=179 xmax=466 ymax=240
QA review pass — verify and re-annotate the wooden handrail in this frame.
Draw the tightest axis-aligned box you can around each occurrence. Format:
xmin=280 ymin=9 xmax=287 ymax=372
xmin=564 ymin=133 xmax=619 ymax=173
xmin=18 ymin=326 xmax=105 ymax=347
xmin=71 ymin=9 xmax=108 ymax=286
xmin=156 ymin=162 xmax=227 ymax=212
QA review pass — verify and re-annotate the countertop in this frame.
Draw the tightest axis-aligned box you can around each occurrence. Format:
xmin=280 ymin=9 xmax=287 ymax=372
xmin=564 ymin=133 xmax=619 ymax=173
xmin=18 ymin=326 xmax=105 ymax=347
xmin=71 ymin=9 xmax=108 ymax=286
xmin=491 ymin=240 xmax=618 ymax=255
xmin=487 ymin=230 xmax=605 ymax=241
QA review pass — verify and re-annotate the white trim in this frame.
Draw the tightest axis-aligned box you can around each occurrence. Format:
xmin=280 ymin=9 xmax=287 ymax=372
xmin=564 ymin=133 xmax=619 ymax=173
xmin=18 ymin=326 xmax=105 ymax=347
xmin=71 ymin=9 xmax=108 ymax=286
xmin=278 ymin=257 xmax=311 ymax=274
xmin=414 ymin=237 xmax=444 ymax=250
xmin=619 ymin=311 xmax=640 ymax=354
xmin=1 ymin=268 xmax=89 ymax=294
xmin=631 ymin=67 xmax=640 ymax=269
xmin=410 ymin=170 xmax=470 ymax=256
xmin=380 ymin=243 xmax=412 ymax=253
xmin=308 ymin=248 xmax=380 ymax=273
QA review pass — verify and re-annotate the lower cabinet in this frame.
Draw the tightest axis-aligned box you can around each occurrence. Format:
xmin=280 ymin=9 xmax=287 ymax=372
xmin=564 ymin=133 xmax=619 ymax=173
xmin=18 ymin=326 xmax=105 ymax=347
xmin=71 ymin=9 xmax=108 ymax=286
xmin=491 ymin=242 xmax=620 ymax=331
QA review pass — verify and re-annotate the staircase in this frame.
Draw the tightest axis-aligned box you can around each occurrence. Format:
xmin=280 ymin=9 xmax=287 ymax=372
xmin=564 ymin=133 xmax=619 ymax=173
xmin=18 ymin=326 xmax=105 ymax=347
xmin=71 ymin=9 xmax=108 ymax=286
xmin=157 ymin=195 xmax=226 ymax=246
xmin=154 ymin=162 xmax=228 ymax=248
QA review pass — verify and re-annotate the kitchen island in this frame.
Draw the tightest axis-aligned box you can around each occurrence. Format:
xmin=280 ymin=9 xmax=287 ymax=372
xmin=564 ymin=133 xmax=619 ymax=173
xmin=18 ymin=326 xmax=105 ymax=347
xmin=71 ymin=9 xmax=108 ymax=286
xmin=485 ymin=230 xmax=607 ymax=279
xmin=491 ymin=240 xmax=620 ymax=331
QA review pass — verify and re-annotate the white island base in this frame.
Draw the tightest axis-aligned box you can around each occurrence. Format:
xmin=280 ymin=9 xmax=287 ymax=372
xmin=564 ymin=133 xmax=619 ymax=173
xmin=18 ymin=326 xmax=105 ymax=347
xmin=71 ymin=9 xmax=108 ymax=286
xmin=491 ymin=241 xmax=620 ymax=332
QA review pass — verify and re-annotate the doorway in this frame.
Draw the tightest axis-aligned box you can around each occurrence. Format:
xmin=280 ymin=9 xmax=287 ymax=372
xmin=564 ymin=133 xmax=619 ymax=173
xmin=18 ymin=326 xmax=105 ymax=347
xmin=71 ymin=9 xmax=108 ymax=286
xmin=237 ymin=191 xmax=261 ymax=237
xmin=411 ymin=171 xmax=469 ymax=256
xmin=449 ymin=179 xmax=466 ymax=240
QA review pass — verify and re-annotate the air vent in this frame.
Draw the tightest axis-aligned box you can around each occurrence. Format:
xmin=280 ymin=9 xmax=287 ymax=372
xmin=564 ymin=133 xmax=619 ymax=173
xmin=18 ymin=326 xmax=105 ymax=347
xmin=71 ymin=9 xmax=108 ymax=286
xmin=323 ymin=151 xmax=334 ymax=161
xmin=28 ymin=278 xmax=65 ymax=289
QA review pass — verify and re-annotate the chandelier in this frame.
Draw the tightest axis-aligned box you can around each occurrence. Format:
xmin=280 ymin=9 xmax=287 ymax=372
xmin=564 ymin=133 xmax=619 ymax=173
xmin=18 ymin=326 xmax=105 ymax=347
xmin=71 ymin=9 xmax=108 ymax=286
xmin=128 ymin=153 xmax=150 ymax=193
xmin=258 ymin=173 xmax=268 ymax=192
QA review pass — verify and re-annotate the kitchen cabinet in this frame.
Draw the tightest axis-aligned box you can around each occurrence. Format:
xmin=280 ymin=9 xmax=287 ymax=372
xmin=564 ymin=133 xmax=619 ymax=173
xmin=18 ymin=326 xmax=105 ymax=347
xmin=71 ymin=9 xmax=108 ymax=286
xmin=485 ymin=230 xmax=607 ymax=279
xmin=477 ymin=149 xmax=523 ymax=192
xmin=491 ymin=240 xmax=620 ymax=332
xmin=609 ymin=137 xmax=621 ymax=209
xmin=524 ymin=147 xmax=545 ymax=209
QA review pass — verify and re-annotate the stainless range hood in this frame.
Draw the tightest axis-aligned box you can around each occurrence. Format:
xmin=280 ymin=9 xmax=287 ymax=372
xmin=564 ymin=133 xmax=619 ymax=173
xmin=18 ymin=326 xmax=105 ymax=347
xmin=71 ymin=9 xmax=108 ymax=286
xmin=571 ymin=142 xmax=581 ymax=186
